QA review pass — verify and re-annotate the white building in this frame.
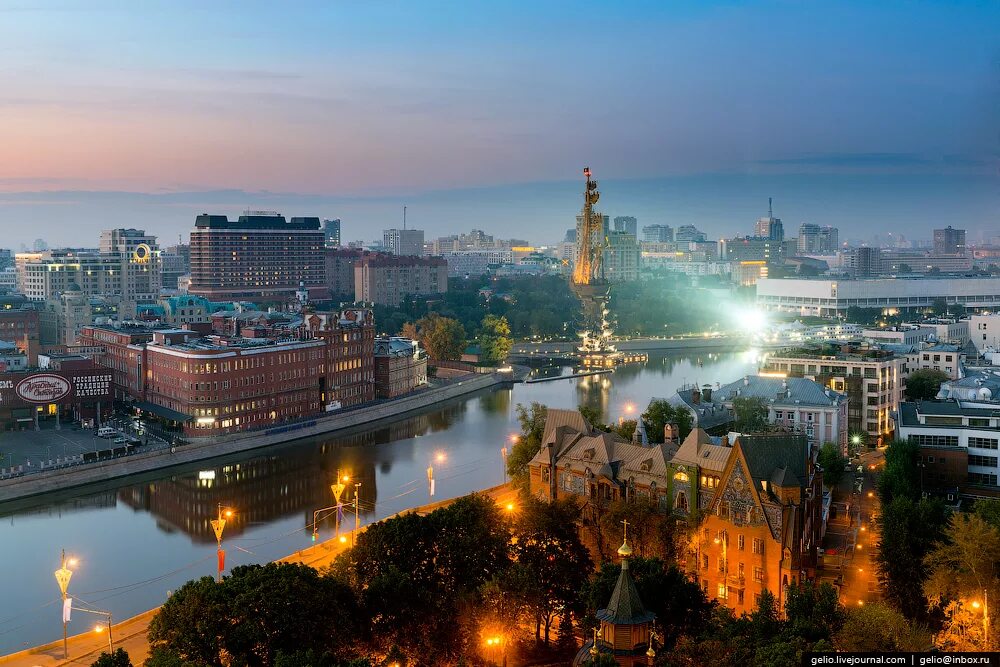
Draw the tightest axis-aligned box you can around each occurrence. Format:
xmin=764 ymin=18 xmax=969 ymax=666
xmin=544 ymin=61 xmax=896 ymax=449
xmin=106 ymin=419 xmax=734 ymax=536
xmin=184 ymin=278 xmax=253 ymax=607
xmin=757 ymin=277 xmax=1000 ymax=317
xmin=971 ymin=315 xmax=1000 ymax=353
xmin=439 ymin=249 xmax=514 ymax=277
xmin=382 ymin=228 xmax=425 ymax=256
xmin=862 ymin=326 xmax=935 ymax=346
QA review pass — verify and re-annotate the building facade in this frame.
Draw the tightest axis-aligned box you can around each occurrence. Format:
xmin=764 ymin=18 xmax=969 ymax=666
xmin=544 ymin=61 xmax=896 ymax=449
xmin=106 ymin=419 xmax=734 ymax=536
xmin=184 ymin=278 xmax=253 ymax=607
xmin=188 ymin=213 xmax=326 ymax=303
xmin=383 ymin=228 xmax=425 ymax=256
xmin=756 ymin=277 xmax=1000 ymax=317
xmin=322 ymin=219 xmax=342 ymax=248
xmin=603 ymin=231 xmax=641 ymax=283
xmin=439 ymin=249 xmax=514 ymax=277
xmin=934 ymin=226 xmax=966 ymax=255
xmin=354 ymin=254 xmax=448 ymax=306
xmin=324 ymin=248 xmax=365 ymax=299
xmin=374 ymin=337 xmax=427 ymax=398
xmin=971 ymin=314 xmax=1000 ymax=353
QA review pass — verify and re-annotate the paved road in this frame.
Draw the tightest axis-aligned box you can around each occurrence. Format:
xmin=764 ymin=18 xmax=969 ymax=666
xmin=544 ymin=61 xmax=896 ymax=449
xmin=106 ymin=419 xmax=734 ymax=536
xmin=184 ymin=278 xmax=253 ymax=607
xmin=818 ymin=448 xmax=884 ymax=607
xmin=0 ymin=484 xmax=518 ymax=667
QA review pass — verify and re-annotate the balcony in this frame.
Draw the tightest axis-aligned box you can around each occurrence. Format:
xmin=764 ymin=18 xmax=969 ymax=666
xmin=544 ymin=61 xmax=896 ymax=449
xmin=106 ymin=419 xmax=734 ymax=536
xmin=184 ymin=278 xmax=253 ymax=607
xmin=728 ymin=574 xmax=746 ymax=588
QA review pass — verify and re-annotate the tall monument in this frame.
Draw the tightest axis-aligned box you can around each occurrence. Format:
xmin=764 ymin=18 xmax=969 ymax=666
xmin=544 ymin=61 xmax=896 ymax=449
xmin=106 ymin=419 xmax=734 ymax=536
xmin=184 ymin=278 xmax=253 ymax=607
xmin=571 ymin=167 xmax=615 ymax=359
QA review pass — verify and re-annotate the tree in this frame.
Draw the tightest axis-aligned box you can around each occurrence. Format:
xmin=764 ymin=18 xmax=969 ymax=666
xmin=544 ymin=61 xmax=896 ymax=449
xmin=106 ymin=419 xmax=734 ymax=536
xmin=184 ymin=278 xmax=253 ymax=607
xmin=416 ymin=313 xmax=467 ymax=361
xmin=611 ymin=419 xmax=637 ymax=442
xmin=732 ymin=395 xmax=769 ymax=433
xmin=399 ymin=321 xmax=419 ymax=342
xmin=143 ymin=647 xmax=199 ymax=667
xmin=578 ymin=404 xmax=605 ymax=431
xmin=817 ymin=442 xmax=847 ymax=488
xmin=783 ymin=581 xmax=845 ymax=643
xmin=91 ymin=649 xmax=132 ymax=667
xmin=878 ymin=438 xmax=921 ymax=504
xmin=515 ymin=497 xmax=592 ymax=645
xmin=147 ymin=563 xmax=361 ymax=667
xmin=905 ymin=369 xmax=949 ymax=401
xmin=506 ymin=402 xmax=548 ymax=486
xmin=477 ymin=314 xmax=513 ymax=365
xmin=876 ymin=496 xmax=948 ymax=619
xmin=834 ymin=602 xmax=930 ymax=652
xmin=642 ymin=399 xmax=692 ymax=444
xmin=931 ymin=296 xmax=948 ymax=314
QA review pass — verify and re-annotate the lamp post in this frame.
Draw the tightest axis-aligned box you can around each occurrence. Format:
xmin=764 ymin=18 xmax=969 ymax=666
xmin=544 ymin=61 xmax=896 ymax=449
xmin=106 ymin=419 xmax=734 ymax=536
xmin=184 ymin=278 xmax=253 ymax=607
xmin=501 ymin=446 xmax=508 ymax=484
xmin=54 ymin=549 xmax=75 ymax=659
xmin=973 ymin=592 xmax=990 ymax=650
xmin=92 ymin=611 xmax=113 ymax=652
xmin=211 ymin=504 xmax=234 ymax=582
xmin=353 ymin=481 xmax=361 ymax=546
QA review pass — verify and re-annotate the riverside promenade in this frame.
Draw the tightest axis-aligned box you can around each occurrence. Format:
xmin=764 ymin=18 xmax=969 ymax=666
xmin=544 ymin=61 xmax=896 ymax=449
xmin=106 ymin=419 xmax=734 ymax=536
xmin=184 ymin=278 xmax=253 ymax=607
xmin=0 ymin=483 xmax=518 ymax=666
xmin=0 ymin=372 xmax=510 ymax=504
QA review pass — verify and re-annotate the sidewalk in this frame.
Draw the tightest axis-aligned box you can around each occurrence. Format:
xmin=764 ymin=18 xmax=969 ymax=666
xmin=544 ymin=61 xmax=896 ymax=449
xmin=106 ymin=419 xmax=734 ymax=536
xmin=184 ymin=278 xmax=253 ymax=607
xmin=0 ymin=484 xmax=518 ymax=667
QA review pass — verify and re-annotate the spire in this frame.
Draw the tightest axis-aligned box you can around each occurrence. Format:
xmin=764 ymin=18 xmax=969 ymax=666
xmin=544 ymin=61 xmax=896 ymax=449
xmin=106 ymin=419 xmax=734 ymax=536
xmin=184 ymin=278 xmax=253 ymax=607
xmin=597 ymin=519 xmax=655 ymax=625
xmin=617 ymin=519 xmax=633 ymax=559
xmin=768 ymin=197 xmax=773 ymax=220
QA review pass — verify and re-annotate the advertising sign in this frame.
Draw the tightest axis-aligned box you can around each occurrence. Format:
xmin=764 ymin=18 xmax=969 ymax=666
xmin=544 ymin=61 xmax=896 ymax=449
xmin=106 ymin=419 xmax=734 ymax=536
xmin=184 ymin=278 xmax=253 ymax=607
xmin=16 ymin=374 xmax=71 ymax=403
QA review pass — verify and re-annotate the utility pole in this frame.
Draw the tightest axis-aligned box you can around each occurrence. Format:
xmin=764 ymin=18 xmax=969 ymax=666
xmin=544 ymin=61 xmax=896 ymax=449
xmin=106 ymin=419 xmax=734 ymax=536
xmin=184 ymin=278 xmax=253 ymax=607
xmin=211 ymin=504 xmax=234 ymax=583
xmin=54 ymin=550 xmax=74 ymax=659
xmin=353 ymin=482 xmax=361 ymax=546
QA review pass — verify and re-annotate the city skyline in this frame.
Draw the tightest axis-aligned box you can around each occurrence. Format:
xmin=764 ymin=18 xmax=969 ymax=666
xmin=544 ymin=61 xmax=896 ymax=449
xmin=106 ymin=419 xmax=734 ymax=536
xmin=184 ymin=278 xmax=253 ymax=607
xmin=0 ymin=1 xmax=997 ymax=246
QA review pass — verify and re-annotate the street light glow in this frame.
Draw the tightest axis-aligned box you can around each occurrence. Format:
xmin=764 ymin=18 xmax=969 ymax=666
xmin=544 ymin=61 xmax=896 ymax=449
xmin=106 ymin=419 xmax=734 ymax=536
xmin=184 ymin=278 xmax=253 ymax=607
xmin=435 ymin=452 xmax=446 ymax=463
xmin=94 ymin=625 xmax=104 ymax=633
xmin=506 ymin=503 xmax=515 ymax=512
xmin=342 ymin=474 xmax=350 ymax=482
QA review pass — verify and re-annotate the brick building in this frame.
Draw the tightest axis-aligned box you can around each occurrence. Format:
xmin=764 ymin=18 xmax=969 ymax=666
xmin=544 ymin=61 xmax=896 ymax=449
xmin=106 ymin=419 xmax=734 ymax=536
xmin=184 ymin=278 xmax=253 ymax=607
xmin=324 ymin=248 xmax=365 ymax=299
xmin=0 ymin=356 xmax=112 ymax=431
xmin=189 ymin=213 xmax=326 ymax=303
xmin=0 ymin=307 xmax=40 ymax=365
xmin=79 ymin=309 xmax=374 ymax=435
xmin=374 ymin=337 xmax=427 ymax=398
xmin=354 ymin=254 xmax=447 ymax=306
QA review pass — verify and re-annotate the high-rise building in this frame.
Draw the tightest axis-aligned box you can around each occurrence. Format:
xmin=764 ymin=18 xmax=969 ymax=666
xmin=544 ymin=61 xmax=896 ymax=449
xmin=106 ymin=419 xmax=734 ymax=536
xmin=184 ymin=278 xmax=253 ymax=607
xmin=33 ymin=239 xmax=48 ymax=252
xmin=99 ymin=228 xmax=162 ymax=303
xmin=188 ymin=212 xmax=326 ymax=302
xmin=934 ymin=226 xmax=966 ymax=255
xmin=322 ymin=219 xmax=342 ymax=248
xmin=613 ymin=216 xmax=638 ymax=236
xmin=355 ymin=254 xmax=447 ymax=306
xmin=161 ymin=243 xmax=190 ymax=291
xmin=818 ymin=226 xmax=839 ymax=254
xmin=850 ymin=247 xmax=882 ymax=277
xmin=797 ymin=223 xmax=821 ymax=254
xmin=642 ymin=224 xmax=673 ymax=243
xmin=383 ymin=228 xmax=425 ymax=256
xmin=576 ymin=213 xmax=610 ymax=244
xmin=675 ymin=225 xmax=707 ymax=243
xmin=603 ymin=231 xmax=641 ymax=283
xmin=0 ymin=249 xmax=12 ymax=271
xmin=563 ymin=228 xmax=577 ymax=243
xmin=754 ymin=199 xmax=783 ymax=242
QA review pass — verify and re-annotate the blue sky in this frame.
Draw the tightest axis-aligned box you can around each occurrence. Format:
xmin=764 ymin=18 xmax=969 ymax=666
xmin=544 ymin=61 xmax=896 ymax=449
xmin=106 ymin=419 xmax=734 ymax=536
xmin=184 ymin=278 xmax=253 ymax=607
xmin=0 ymin=1 xmax=996 ymax=245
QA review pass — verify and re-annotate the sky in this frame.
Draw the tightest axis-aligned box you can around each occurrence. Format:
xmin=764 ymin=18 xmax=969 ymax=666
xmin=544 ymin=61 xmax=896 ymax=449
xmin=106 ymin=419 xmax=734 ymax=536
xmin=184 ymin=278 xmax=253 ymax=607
xmin=0 ymin=1 xmax=997 ymax=247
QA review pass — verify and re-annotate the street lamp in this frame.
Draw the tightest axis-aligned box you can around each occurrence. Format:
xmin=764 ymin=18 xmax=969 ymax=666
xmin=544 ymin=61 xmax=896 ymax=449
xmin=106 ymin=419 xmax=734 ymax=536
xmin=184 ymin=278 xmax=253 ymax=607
xmin=972 ymin=593 xmax=990 ymax=650
xmin=54 ymin=549 xmax=76 ymax=659
xmin=92 ymin=612 xmax=113 ymax=652
xmin=211 ymin=504 xmax=234 ymax=582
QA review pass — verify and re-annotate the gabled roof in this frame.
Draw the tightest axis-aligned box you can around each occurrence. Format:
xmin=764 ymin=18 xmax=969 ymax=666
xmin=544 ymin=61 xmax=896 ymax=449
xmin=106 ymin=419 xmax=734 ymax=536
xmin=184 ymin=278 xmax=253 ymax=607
xmin=596 ymin=559 xmax=656 ymax=625
xmin=671 ymin=428 xmax=732 ymax=472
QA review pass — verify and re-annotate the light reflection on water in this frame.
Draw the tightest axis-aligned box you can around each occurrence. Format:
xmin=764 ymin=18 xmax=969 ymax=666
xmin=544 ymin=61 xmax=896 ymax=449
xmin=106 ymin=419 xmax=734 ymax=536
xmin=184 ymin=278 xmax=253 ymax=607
xmin=0 ymin=350 xmax=753 ymax=653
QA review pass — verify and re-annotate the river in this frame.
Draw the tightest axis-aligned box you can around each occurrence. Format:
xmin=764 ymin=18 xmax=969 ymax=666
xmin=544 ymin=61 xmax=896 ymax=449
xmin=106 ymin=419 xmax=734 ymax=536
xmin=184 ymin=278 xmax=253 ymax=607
xmin=0 ymin=349 xmax=757 ymax=654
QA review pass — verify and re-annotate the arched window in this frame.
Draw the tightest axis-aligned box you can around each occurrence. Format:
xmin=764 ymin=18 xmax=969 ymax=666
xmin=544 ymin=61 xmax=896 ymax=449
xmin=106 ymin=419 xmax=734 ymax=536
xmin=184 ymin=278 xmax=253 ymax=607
xmin=675 ymin=491 xmax=689 ymax=512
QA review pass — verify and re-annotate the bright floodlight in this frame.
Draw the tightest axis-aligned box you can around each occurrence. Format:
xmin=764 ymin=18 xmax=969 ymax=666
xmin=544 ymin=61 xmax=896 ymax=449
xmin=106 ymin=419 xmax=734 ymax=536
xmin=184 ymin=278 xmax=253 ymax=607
xmin=741 ymin=308 xmax=768 ymax=334
xmin=435 ymin=452 xmax=446 ymax=463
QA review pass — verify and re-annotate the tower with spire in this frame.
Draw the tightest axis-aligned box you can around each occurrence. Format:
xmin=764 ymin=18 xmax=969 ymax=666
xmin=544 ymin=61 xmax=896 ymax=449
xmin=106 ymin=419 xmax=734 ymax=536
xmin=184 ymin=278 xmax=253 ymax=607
xmin=575 ymin=521 xmax=657 ymax=666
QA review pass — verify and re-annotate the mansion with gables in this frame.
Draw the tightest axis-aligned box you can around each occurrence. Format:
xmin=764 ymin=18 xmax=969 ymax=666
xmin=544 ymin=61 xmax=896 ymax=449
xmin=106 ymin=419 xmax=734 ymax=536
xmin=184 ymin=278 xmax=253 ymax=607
xmin=528 ymin=409 xmax=826 ymax=615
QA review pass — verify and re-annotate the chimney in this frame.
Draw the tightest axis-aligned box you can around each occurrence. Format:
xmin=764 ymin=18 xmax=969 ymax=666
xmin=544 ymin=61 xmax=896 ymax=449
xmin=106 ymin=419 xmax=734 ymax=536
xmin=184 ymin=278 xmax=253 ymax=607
xmin=702 ymin=384 xmax=713 ymax=402
xmin=721 ymin=434 xmax=730 ymax=447
xmin=744 ymin=375 xmax=750 ymax=386
xmin=691 ymin=388 xmax=700 ymax=404
xmin=664 ymin=423 xmax=678 ymax=445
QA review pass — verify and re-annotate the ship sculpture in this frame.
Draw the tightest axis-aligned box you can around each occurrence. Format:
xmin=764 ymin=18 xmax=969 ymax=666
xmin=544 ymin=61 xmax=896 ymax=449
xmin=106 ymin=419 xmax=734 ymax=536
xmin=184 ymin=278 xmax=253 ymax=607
xmin=571 ymin=167 xmax=645 ymax=368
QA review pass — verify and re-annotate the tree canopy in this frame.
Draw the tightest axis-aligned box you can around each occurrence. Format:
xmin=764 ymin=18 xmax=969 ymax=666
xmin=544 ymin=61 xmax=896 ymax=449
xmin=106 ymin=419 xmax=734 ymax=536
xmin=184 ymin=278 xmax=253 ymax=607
xmin=905 ymin=369 xmax=949 ymax=401
xmin=817 ymin=442 xmax=847 ymax=488
xmin=642 ymin=399 xmax=692 ymax=444
xmin=412 ymin=313 xmax=467 ymax=361
xmin=476 ymin=314 xmax=513 ymax=364
xmin=731 ymin=395 xmax=769 ymax=433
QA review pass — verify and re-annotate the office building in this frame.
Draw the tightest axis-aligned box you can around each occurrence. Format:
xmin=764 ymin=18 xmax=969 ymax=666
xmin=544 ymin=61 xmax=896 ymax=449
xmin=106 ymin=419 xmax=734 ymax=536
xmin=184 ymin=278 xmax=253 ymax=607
xmin=757 ymin=276 xmax=1000 ymax=317
xmin=796 ymin=224 xmax=839 ymax=255
xmin=188 ymin=212 xmax=326 ymax=303
xmin=0 ymin=306 xmax=39 ymax=365
xmin=642 ymin=224 xmax=673 ymax=243
xmin=160 ymin=243 xmax=190 ymax=291
xmin=354 ymin=254 xmax=448 ymax=306
xmin=383 ymin=228 xmax=425 ymax=256
xmin=613 ymin=216 xmax=638 ymax=236
xmin=862 ymin=326 xmax=935 ymax=346
xmin=0 ymin=267 xmax=16 ymax=292
xmin=675 ymin=225 xmax=707 ymax=243
xmin=0 ymin=249 xmax=12 ymax=270
xmin=603 ymin=231 xmax=641 ymax=283
xmin=323 ymin=219 xmax=342 ymax=248
xmin=760 ymin=343 xmax=905 ymax=441
xmin=719 ymin=237 xmax=780 ymax=265
xmin=971 ymin=315 xmax=1000 ymax=353
xmin=934 ymin=226 xmax=966 ymax=255
xmin=39 ymin=288 xmax=91 ymax=347
xmin=755 ymin=202 xmax=784 ymax=243
xmin=880 ymin=249 xmax=973 ymax=274
xmin=732 ymin=261 xmax=768 ymax=286
xmin=99 ymin=228 xmax=162 ymax=304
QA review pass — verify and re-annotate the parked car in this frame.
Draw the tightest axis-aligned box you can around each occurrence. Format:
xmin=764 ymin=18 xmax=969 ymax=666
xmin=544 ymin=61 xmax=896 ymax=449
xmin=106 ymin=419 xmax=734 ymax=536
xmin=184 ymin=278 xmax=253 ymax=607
xmin=97 ymin=427 xmax=117 ymax=438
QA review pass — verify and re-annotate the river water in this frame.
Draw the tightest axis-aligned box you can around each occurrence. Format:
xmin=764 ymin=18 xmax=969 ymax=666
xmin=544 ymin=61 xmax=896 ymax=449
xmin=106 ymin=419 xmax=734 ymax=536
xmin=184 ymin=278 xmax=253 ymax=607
xmin=0 ymin=349 xmax=756 ymax=654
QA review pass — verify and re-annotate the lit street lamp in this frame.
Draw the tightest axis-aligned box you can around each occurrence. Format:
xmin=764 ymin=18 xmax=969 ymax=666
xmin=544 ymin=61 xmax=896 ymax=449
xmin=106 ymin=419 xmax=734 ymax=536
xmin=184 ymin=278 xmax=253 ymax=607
xmin=211 ymin=504 xmax=234 ymax=582
xmin=54 ymin=549 xmax=77 ymax=659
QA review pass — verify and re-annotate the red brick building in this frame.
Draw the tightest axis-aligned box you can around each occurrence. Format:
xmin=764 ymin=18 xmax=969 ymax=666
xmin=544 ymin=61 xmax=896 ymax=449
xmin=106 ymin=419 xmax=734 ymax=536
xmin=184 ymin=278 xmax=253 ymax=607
xmin=0 ymin=356 xmax=111 ymax=431
xmin=79 ymin=309 xmax=375 ymax=435
xmin=374 ymin=337 xmax=427 ymax=398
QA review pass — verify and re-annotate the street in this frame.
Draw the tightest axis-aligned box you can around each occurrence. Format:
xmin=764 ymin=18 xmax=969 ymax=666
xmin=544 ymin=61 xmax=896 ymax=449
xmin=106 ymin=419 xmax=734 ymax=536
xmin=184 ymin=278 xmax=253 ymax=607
xmin=819 ymin=447 xmax=884 ymax=608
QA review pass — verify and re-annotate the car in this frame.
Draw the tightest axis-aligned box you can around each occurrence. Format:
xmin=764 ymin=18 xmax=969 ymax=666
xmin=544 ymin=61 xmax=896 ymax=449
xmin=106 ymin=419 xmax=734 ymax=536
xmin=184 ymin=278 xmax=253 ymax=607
xmin=97 ymin=427 xmax=117 ymax=438
xmin=113 ymin=437 xmax=127 ymax=445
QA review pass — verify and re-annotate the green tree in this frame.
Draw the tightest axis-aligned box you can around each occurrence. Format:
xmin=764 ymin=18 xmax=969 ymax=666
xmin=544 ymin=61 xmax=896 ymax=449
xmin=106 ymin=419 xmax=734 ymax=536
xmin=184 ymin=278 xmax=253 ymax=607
xmin=878 ymin=438 xmax=921 ymax=504
xmin=642 ymin=399 xmax=692 ymax=444
xmin=578 ymin=404 xmax=606 ymax=430
xmin=143 ymin=647 xmax=199 ymax=667
xmin=506 ymin=402 xmax=548 ymax=486
xmin=783 ymin=580 xmax=845 ymax=643
xmin=817 ymin=442 xmax=847 ymax=488
xmin=91 ymin=649 xmax=133 ymax=667
xmin=148 ymin=564 xmax=360 ymax=667
xmin=583 ymin=654 xmax=618 ymax=667
xmin=732 ymin=395 xmax=769 ymax=433
xmin=416 ymin=313 xmax=467 ymax=361
xmin=834 ymin=602 xmax=929 ymax=652
xmin=876 ymin=496 xmax=948 ymax=619
xmin=515 ymin=497 xmax=592 ymax=645
xmin=905 ymin=369 xmax=949 ymax=401
xmin=477 ymin=314 xmax=513 ymax=365
xmin=611 ymin=419 xmax=637 ymax=442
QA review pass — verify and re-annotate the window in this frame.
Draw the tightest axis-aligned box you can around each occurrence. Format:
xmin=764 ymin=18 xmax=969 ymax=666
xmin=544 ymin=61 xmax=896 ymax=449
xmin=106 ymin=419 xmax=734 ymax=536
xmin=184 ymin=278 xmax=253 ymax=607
xmin=752 ymin=538 xmax=764 ymax=555
xmin=702 ymin=554 xmax=708 ymax=570
xmin=969 ymin=437 xmax=999 ymax=450
xmin=738 ymin=535 xmax=745 ymax=551
xmin=969 ymin=472 xmax=999 ymax=486
xmin=970 ymin=418 xmax=991 ymax=428
xmin=717 ymin=583 xmax=728 ymax=599
xmin=968 ymin=454 xmax=998 ymax=468
xmin=754 ymin=566 xmax=764 ymax=582
xmin=910 ymin=434 xmax=959 ymax=448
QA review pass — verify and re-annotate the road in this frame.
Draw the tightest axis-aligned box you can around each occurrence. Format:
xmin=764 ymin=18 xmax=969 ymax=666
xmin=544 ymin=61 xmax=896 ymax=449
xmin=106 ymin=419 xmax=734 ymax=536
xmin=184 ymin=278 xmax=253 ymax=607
xmin=0 ymin=484 xmax=518 ymax=667
xmin=819 ymin=447 xmax=884 ymax=607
